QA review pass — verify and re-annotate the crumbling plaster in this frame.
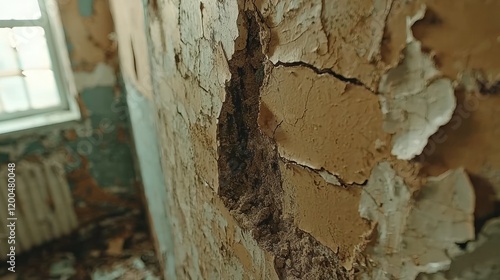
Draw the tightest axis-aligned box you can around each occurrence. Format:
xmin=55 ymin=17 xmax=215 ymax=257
xmin=134 ymin=0 xmax=278 ymax=278
xmin=134 ymin=0 xmax=500 ymax=279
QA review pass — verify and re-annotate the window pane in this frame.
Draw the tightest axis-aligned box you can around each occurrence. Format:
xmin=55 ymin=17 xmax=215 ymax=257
xmin=0 ymin=28 xmax=18 ymax=72
xmin=23 ymin=70 xmax=60 ymax=109
xmin=0 ymin=0 xmax=41 ymax=20
xmin=13 ymin=27 xmax=51 ymax=69
xmin=0 ymin=76 xmax=30 ymax=113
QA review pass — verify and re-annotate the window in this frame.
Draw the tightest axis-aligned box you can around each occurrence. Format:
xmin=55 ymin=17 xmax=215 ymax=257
xmin=0 ymin=0 xmax=80 ymax=135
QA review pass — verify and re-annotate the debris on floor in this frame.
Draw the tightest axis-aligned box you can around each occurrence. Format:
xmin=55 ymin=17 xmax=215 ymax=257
xmin=0 ymin=211 xmax=162 ymax=279
xmin=92 ymin=257 xmax=159 ymax=280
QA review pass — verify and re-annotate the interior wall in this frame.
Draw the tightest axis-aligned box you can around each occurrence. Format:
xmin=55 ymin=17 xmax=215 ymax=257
xmin=0 ymin=0 xmax=139 ymax=226
xmin=116 ymin=0 xmax=500 ymax=279
xmin=108 ymin=1 xmax=175 ymax=278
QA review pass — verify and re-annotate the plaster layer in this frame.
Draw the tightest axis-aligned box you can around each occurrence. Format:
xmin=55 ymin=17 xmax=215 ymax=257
xmin=259 ymin=65 xmax=390 ymax=184
xmin=142 ymin=0 xmax=278 ymax=278
xmin=255 ymin=0 xmax=398 ymax=89
xmin=280 ymin=162 xmax=370 ymax=270
xmin=217 ymin=11 xmax=351 ymax=279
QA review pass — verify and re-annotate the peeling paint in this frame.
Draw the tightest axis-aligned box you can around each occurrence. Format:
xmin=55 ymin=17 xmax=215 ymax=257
xmin=417 ymin=218 xmax=500 ymax=279
xmin=318 ymin=169 xmax=341 ymax=186
xmin=360 ymin=163 xmax=475 ymax=279
xmin=58 ymin=0 xmax=115 ymax=69
xmin=124 ymin=0 xmax=500 ymax=278
xmin=437 ymin=218 xmax=500 ymax=280
xmin=378 ymin=40 xmax=456 ymax=160
xmin=255 ymin=0 xmax=394 ymax=89
xmin=378 ymin=5 xmax=458 ymax=160
xmin=419 ymin=90 xmax=500 ymax=196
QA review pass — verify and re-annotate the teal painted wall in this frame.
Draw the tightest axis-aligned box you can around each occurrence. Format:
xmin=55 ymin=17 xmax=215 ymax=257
xmin=0 ymin=79 xmax=139 ymax=221
xmin=125 ymin=82 xmax=175 ymax=279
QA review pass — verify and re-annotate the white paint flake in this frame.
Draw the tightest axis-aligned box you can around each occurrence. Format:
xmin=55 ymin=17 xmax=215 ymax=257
xmin=359 ymin=163 xmax=475 ymax=279
xmin=378 ymin=7 xmax=456 ymax=160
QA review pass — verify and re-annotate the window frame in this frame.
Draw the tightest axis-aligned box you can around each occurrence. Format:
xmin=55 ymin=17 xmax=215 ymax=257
xmin=0 ymin=0 xmax=80 ymax=135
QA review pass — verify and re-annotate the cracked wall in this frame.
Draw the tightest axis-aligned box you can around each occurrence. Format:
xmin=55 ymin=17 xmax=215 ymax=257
xmin=136 ymin=0 xmax=500 ymax=279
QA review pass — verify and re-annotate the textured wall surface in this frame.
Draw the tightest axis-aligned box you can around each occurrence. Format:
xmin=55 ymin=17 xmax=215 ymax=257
xmin=122 ymin=0 xmax=500 ymax=279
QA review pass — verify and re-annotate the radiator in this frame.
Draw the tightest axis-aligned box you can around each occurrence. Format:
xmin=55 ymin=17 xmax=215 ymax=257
xmin=0 ymin=155 xmax=78 ymax=259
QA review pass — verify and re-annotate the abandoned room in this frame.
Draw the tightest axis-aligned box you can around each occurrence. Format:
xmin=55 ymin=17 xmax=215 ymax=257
xmin=0 ymin=0 xmax=499 ymax=279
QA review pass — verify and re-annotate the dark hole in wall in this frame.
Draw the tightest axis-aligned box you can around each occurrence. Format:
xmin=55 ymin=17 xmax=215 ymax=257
xmin=217 ymin=10 xmax=350 ymax=280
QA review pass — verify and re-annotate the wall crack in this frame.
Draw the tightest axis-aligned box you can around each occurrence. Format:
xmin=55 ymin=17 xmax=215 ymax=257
xmin=217 ymin=9 xmax=351 ymax=280
xmin=273 ymin=61 xmax=372 ymax=92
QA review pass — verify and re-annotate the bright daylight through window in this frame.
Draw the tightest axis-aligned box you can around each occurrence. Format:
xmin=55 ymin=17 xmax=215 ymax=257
xmin=0 ymin=0 xmax=79 ymax=135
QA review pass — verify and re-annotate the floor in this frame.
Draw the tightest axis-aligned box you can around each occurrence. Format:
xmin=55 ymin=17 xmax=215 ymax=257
xmin=0 ymin=211 xmax=162 ymax=280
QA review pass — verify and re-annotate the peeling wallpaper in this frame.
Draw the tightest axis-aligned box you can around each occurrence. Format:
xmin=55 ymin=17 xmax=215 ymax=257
xmin=114 ymin=0 xmax=500 ymax=279
xmin=0 ymin=0 xmax=138 ymax=226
